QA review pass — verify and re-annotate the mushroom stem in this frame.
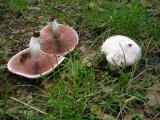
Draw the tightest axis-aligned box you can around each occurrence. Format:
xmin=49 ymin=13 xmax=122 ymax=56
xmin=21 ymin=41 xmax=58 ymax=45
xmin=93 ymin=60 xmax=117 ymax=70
xmin=29 ymin=32 xmax=42 ymax=60
xmin=48 ymin=19 xmax=60 ymax=58
xmin=48 ymin=19 xmax=71 ymax=54
xmin=48 ymin=19 xmax=60 ymax=39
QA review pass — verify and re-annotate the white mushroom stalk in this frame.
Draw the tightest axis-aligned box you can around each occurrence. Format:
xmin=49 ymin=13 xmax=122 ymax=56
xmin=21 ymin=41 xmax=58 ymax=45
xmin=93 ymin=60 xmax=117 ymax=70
xmin=29 ymin=32 xmax=42 ymax=60
xmin=101 ymin=35 xmax=141 ymax=70
xmin=48 ymin=19 xmax=60 ymax=34
xmin=48 ymin=17 xmax=60 ymax=53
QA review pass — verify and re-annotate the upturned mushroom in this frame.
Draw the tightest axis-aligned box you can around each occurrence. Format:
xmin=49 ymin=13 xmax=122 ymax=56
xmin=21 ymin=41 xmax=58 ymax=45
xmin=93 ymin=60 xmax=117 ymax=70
xmin=40 ymin=17 xmax=79 ymax=55
xmin=7 ymin=31 xmax=65 ymax=79
xmin=101 ymin=35 xmax=141 ymax=70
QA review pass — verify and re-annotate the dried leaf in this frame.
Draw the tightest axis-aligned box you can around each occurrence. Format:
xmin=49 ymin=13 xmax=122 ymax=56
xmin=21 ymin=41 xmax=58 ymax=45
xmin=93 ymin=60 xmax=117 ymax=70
xmin=41 ymin=80 xmax=53 ymax=89
xmin=146 ymin=83 xmax=160 ymax=108
xmin=37 ymin=16 xmax=45 ymax=20
xmin=102 ymin=114 xmax=116 ymax=120
xmin=124 ymin=113 xmax=133 ymax=120
xmin=0 ymin=81 xmax=5 ymax=93
xmin=98 ymin=8 xmax=105 ymax=12
xmin=79 ymin=45 xmax=86 ymax=54
xmin=28 ymin=7 xmax=41 ymax=11
xmin=88 ymin=2 xmax=94 ymax=10
xmin=90 ymin=105 xmax=102 ymax=116
xmin=139 ymin=32 xmax=147 ymax=39
xmin=83 ymin=51 xmax=97 ymax=66
xmin=90 ymin=105 xmax=116 ymax=120
xmin=140 ymin=0 xmax=148 ymax=6
xmin=12 ymin=30 xmax=20 ymax=34
xmin=146 ymin=91 xmax=160 ymax=107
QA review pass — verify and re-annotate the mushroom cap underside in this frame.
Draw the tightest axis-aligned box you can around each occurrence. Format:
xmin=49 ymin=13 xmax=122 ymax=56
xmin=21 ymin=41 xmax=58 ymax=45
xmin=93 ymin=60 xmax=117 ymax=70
xmin=7 ymin=48 xmax=65 ymax=79
xmin=40 ymin=24 xmax=79 ymax=55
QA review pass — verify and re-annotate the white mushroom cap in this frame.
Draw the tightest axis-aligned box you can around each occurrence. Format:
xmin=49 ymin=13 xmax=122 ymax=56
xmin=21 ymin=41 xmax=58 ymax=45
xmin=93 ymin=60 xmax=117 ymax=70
xmin=101 ymin=35 xmax=141 ymax=70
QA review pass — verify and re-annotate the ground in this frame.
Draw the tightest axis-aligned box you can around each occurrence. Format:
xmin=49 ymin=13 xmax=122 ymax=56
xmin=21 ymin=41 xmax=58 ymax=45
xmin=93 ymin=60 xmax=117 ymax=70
xmin=0 ymin=0 xmax=160 ymax=119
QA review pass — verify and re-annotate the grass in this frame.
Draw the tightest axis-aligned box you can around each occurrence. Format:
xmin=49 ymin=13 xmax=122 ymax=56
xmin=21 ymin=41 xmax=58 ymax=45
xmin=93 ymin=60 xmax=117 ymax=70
xmin=0 ymin=0 xmax=160 ymax=119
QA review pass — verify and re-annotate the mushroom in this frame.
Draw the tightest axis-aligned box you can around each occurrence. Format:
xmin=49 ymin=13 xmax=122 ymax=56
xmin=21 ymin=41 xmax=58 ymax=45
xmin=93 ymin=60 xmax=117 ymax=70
xmin=7 ymin=32 xmax=65 ymax=79
xmin=40 ymin=17 xmax=79 ymax=55
xmin=101 ymin=35 xmax=141 ymax=70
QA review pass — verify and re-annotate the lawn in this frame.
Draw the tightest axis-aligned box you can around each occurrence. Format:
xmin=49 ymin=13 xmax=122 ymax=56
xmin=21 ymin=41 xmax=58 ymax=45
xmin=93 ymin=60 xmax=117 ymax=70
xmin=0 ymin=0 xmax=160 ymax=119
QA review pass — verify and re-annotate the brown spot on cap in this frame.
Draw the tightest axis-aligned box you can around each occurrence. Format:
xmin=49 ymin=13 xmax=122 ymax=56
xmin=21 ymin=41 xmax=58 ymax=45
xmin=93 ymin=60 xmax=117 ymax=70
xmin=33 ymin=31 xmax=40 ymax=37
xmin=128 ymin=44 xmax=132 ymax=47
xmin=20 ymin=52 xmax=31 ymax=63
